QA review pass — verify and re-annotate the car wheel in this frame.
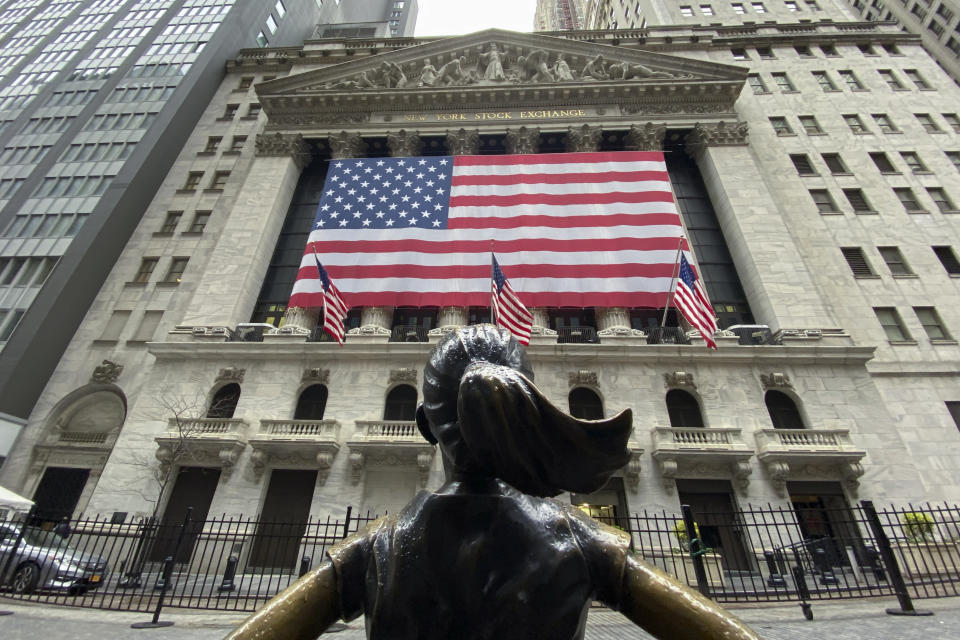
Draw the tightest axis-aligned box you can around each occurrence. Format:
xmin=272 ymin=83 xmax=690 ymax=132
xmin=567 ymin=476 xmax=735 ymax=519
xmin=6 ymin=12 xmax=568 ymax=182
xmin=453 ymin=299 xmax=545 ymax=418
xmin=12 ymin=562 xmax=40 ymax=594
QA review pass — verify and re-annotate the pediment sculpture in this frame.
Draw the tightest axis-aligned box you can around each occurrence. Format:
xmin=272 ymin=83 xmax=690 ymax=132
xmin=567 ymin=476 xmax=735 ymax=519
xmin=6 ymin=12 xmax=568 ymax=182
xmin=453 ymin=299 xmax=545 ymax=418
xmin=319 ymin=42 xmax=693 ymax=91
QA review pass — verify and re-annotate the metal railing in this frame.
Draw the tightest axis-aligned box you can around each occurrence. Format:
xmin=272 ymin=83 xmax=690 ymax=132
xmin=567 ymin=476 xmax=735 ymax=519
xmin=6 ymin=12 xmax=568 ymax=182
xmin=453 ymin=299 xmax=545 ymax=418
xmin=555 ymin=326 xmax=600 ymax=344
xmin=1 ymin=502 xmax=957 ymax=615
xmin=389 ymin=326 xmax=429 ymax=342
xmin=646 ymin=326 xmax=690 ymax=344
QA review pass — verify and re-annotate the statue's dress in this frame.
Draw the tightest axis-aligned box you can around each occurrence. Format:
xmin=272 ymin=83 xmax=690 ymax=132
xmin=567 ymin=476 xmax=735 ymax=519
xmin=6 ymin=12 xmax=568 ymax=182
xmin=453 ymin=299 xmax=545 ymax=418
xmin=329 ymin=481 xmax=629 ymax=640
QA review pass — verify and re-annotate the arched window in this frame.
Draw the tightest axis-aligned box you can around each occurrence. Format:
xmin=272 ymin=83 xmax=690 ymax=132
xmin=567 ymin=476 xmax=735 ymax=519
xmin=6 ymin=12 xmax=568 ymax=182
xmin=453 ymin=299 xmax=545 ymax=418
xmin=665 ymin=389 xmax=704 ymax=428
xmin=294 ymin=384 xmax=328 ymax=420
xmin=569 ymin=387 xmax=604 ymax=420
xmin=383 ymin=385 xmax=417 ymax=421
xmin=207 ymin=383 xmax=240 ymax=419
xmin=765 ymin=390 xmax=805 ymax=429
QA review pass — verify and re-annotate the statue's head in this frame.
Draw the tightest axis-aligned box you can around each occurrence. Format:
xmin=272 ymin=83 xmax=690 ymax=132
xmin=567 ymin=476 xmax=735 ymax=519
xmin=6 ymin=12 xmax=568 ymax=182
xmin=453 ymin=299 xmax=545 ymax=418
xmin=417 ymin=325 xmax=633 ymax=497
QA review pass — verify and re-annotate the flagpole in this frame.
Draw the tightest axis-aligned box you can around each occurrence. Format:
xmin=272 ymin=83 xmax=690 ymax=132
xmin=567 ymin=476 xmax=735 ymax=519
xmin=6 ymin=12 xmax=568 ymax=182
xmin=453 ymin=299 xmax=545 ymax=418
xmin=489 ymin=240 xmax=496 ymax=326
xmin=660 ymin=236 xmax=685 ymax=329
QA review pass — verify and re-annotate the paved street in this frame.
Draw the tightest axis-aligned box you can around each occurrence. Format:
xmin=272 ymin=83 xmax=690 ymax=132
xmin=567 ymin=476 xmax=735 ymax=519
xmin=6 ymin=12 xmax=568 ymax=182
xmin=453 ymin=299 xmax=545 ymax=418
xmin=1 ymin=596 xmax=958 ymax=639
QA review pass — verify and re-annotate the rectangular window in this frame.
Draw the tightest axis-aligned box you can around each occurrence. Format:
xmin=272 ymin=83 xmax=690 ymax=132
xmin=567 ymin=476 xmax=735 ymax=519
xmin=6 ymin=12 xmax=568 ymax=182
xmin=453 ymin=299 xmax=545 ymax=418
xmin=946 ymin=402 xmax=960 ymax=432
xmin=238 ymin=76 xmax=254 ymax=90
xmin=870 ymin=152 xmax=898 ymax=173
xmin=844 ymin=188 xmax=872 ymax=212
xmin=878 ymin=246 xmax=913 ymax=275
xmin=871 ymin=113 xmax=899 ymax=133
xmin=230 ymin=135 xmax=247 ymax=152
xmin=275 ymin=0 xmax=287 ymax=17
xmin=795 ymin=45 xmax=813 ymax=57
xmin=266 ymin=14 xmax=278 ymax=34
xmin=798 ymin=115 xmax=823 ymax=134
xmin=844 ymin=114 xmax=869 ymax=133
xmin=810 ymin=189 xmax=838 ymax=212
xmin=732 ymin=2 xmax=746 ymax=12
xmin=256 ymin=31 xmax=268 ymax=47
xmin=752 ymin=2 xmax=767 ymax=12
xmin=839 ymin=70 xmax=864 ymax=90
xmin=933 ymin=246 xmax=960 ymax=275
xmin=131 ymin=310 xmax=163 ymax=342
xmin=881 ymin=43 xmax=901 ymax=55
xmin=0 ymin=309 xmax=25 ymax=342
xmin=182 ymin=172 xmax=203 ymax=191
xmin=812 ymin=70 xmax=838 ymax=91
xmin=680 ymin=5 xmax=694 ymax=16
xmin=246 ymin=103 xmax=261 ymax=118
xmin=732 ymin=48 xmax=749 ymax=60
xmin=914 ymin=307 xmax=951 ymax=341
xmin=203 ymin=136 xmax=221 ymax=153
xmin=209 ymin=171 xmax=230 ymax=190
xmin=916 ymin=113 xmax=941 ymax=132
xmin=134 ymin=258 xmax=158 ymax=283
xmin=943 ymin=113 xmax=960 ymax=133
xmin=757 ymin=47 xmax=774 ymax=59
xmin=189 ymin=211 xmax=211 ymax=233
xmin=772 ymin=72 xmax=795 ymax=91
xmin=769 ymin=116 xmax=793 ymax=135
xmin=948 ymin=151 xmax=960 ymax=171
xmin=785 ymin=0 xmax=799 ymax=10
xmin=820 ymin=44 xmax=838 ymax=56
xmin=905 ymin=69 xmax=931 ymax=89
xmin=822 ymin=153 xmax=848 ymax=174
xmin=747 ymin=74 xmax=768 ymax=94
xmin=927 ymin=187 xmax=957 ymax=212
xmin=858 ymin=43 xmax=877 ymax=55
xmin=841 ymin=247 xmax=876 ymax=277
xmin=159 ymin=211 xmax=181 ymax=234
xmin=222 ymin=104 xmax=239 ymax=119
xmin=699 ymin=4 xmax=714 ymax=15
xmin=899 ymin=152 xmax=927 ymax=172
xmin=98 ymin=310 xmax=130 ymax=341
xmin=878 ymin=69 xmax=905 ymax=89
xmin=164 ymin=257 xmax=189 ymax=283
xmin=874 ymin=307 xmax=911 ymax=341
xmin=790 ymin=154 xmax=817 ymax=175
xmin=894 ymin=187 xmax=924 ymax=212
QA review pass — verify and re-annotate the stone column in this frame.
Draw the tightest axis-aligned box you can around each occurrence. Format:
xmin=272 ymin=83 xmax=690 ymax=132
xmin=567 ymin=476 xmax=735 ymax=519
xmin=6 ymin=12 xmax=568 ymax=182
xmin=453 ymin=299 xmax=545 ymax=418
xmin=387 ymin=129 xmax=423 ymax=157
xmin=505 ymin=126 xmax=540 ymax=154
xmin=445 ymin=128 xmax=479 ymax=155
xmin=180 ymin=133 xmax=312 ymax=331
xmin=596 ymin=307 xmax=645 ymax=339
xmin=565 ymin=124 xmax=602 ymax=152
xmin=625 ymin=122 xmax=666 ymax=151
xmin=347 ymin=305 xmax=393 ymax=342
xmin=685 ymin=121 xmax=836 ymax=330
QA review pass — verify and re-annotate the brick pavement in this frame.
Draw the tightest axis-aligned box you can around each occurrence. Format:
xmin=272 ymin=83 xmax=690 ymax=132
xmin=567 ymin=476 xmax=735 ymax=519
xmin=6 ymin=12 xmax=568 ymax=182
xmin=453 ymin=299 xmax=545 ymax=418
xmin=1 ymin=596 xmax=958 ymax=639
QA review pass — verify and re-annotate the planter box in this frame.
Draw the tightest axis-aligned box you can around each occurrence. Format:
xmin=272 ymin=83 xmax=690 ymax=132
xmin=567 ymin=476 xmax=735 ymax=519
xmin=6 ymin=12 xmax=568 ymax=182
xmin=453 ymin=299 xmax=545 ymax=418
xmin=893 ymin=542 xmax=960 ymax=578
xmin=641 ymin=550 xmax=726 ymax=589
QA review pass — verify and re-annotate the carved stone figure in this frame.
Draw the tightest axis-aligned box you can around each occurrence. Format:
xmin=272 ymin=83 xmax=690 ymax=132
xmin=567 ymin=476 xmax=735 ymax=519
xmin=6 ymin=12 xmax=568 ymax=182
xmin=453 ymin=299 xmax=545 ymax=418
xmin=225 ymin=326 xmax=762 ymax=640
xmin=479 ymin=43 xmax=506 ymax=82
xmin=378 ymin=61 xmax=407 ymax=88
xmin=435 ymin=56 xmax=468 ymax=86
xmin=582 ymin=54 xmax=609 ymax=80
xmin=517 ymin=49 xmax=554 ymax=83
xmin=610 ymin=62 xmax=676 ymax=80
xmin=553 ymin=54 xmax=575 ymax=81
xmin=417 ymin=58 xmax=438 ymax=87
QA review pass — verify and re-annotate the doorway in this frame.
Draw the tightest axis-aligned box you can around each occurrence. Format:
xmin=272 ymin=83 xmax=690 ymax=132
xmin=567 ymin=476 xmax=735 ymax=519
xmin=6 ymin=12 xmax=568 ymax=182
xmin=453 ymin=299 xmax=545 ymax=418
xmin=676 ymin=479 xmax=755 ymax=572
xmin=148 ymin=466 xmax=221 ymax=563
xmin=788 ymin=481 xmax=861 ymax=566
xmin=248 ymin=469 xmax=318 ymax=570
xmin=32 ymin=467 xmax=90 ymax=523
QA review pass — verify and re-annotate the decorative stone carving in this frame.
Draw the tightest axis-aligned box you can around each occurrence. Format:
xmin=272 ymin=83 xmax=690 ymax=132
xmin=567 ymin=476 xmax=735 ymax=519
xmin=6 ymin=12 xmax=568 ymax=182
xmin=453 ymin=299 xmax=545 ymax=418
xmin=302 ymin=368 xmax=330 ymax=385
xmin=387 ymin=129 xmax=423 ymax=157
xmin=597 ymin=326 xmax=646 ymax=337
xmin=353 ymin=306 xmax=393 ymax=334
xmin=609 ymin=62 xmax=686 ymax=80
xmin=566 ymin=124 xmax=602 ymax=152
xmin=274 ymin=307 xmax=317 ymax=335
xmin=445 ymin=128 xmax=480 ymax=155
xmin=346 ymin=324 xmax=391 ymax=336
xmin=328 ymin=131 xmax=364 ymax=160
xmin=416 ymin=58 xmax=439 ymax=87
xmin=621 ymin=102 xmax=730 ymax=116
xmin=349 ymin=452 xmax=364 ymax=485
xmin=389 ymin=368 xmax=418 ymax=385
xmin=191 ymin=325 xmax=232 ymax=339
xmin=91 ymin=360 xmax=123 ymax=384
xmin=505 ymin=126 xmax=540 ymax=155
xmin=595 ymin=308 xmax=644 ymax=337
xmin=267 ymin=323 xmax=311 ymax=336
xmin=216 ymin=367 xmax=245 ymax=383
xmin=760 ymin=373 xmax=792 ymax=390
xmin=269 ymin=112 xmax=371 ymax=127
xmin=480 ymin=43 xmax=507 ymax=82
xmin=663 ymin=371 xmax=696 ymax=389
xmin=417 ymin=451 xmax=434 ymax=487
xmin=658 ymin=457 xmax=679 ymax=493
xmin=624 ymin=449 xmax=644 ymax=491
xmin=685 ymin=121 xmax=749 ymax=157
xmin=732 ymin=460 xmax=752 ymax=494
xmin=626 ymin=123 xmax=666 ymax=152
xmin=254 ymin=133 xmax=312 ymax=169
xmin=766 ymin=460 xmax=791 ymax=497
xmin=568 ymin=370 xmax=598 ymax=387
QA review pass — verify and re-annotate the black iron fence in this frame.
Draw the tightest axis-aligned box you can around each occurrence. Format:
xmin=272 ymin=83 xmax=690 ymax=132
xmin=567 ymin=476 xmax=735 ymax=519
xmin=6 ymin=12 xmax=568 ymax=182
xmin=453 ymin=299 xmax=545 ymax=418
xmin=1 ymin=502 xmax=958 ymax=614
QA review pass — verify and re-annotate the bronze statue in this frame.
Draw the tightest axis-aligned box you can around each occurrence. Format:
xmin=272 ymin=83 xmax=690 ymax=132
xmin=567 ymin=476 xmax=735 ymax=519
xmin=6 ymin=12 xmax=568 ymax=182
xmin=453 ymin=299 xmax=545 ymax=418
xmin=225 ymin=326 xmax=761 ymax=640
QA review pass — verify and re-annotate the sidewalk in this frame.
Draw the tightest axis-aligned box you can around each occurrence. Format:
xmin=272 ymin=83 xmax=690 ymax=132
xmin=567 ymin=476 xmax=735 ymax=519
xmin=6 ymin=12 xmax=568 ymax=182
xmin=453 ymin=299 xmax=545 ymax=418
xmin=1 ymin=596 xmax=958 ymax=639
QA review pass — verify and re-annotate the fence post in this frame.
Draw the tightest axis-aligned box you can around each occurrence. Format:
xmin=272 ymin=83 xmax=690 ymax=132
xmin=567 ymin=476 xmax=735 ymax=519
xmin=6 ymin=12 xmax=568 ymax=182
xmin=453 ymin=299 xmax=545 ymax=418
xmin=859 ymin=500 xmax=932 ymax=617
xmin=790 ymin=564 xmax=813 ymax=621
xmin=119 ymin=515 xmax=157 ymax=588
xmin=218 ymin=555 xmax=238 ymax=592
xmin=132 ymin=506 xmax=193 ymax=629
xmin=681 ymin=504 xmax=710 ymax=597
xmin=342 ymin=505 xmax=353 ymax=539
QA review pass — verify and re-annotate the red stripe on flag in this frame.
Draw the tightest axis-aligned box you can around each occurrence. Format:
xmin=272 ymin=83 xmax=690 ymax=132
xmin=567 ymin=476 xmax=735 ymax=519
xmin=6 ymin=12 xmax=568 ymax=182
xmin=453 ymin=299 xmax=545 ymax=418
xmin=449 ymin=190 xmax=675 ymax=207
xmin=448 ymin=213 xmax=682 ymax=230
xmin=451 ymin=170 xmax=670 ymax=186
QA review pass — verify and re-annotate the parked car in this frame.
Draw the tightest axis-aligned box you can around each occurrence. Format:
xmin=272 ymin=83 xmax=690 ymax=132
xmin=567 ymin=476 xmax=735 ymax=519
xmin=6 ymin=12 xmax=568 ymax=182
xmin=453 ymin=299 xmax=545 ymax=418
xmin=0 ymin=522 xmax=108 ymax=594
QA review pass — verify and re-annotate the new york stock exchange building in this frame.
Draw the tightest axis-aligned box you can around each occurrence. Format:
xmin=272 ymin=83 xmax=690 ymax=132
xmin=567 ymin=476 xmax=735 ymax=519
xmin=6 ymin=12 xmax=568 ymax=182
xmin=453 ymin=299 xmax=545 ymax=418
xmin=4 ymin=19 xmax=960 ymax=578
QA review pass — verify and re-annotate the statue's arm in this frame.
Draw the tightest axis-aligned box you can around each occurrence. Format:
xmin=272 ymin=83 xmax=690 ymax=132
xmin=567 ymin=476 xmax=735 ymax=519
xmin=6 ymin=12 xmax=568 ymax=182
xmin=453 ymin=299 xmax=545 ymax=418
xmin=223 ymin=561 xmax=341 ymax=640
xmin=618 ymin=555 xmax=762 ymax=640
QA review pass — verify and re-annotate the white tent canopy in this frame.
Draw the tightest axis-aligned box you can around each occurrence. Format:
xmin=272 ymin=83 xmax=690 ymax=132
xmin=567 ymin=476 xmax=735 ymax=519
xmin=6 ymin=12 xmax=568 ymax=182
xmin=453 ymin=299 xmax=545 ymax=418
xmin=0 ymin=483 xmax=33 ymax=514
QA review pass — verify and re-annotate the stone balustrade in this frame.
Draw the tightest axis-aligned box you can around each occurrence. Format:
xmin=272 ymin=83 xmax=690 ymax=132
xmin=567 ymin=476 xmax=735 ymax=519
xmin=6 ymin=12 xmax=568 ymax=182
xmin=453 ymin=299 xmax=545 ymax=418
xmin=651 ymin=427 xmax=753 ymax=494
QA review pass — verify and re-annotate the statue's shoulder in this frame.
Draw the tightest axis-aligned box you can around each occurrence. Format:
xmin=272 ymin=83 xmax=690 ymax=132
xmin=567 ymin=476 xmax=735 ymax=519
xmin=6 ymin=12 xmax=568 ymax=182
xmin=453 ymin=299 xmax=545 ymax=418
xmin=327 ymin=513 xmax=397 ymax=567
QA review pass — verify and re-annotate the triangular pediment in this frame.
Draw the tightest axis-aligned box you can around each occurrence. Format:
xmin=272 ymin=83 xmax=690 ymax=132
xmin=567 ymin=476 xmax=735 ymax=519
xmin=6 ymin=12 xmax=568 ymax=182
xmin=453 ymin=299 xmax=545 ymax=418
xmin=257 ymin=29 xmax=747 ymax=125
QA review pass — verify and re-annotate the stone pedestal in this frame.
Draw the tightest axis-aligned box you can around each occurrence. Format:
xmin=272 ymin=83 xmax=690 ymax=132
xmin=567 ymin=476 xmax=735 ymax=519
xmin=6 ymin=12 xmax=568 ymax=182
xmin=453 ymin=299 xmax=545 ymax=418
xmin=348 ymin=306 xmax=392 ymax=343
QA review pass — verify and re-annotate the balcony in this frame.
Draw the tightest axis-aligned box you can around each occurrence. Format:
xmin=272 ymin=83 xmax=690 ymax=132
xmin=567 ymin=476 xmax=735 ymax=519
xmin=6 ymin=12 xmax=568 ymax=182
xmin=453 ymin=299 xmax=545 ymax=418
xmin=346 ymin=420 xmax=436 ymax=486
xmin=650 ymin=427 xmax=754 ymax=493
xmin=154 ymin=418 xmax=248 ymax=476
xmin=755 ymin=428 xmax=866 ymax=495
xmin=646 ymin=326 xmax=691 ymax=345
xmin=389 ymin=326 xmax=430 ymax=342
xmin=556 ymin=326 xmax=600 ymax=344
xmin=248 ymin=419 xmax=341 ymax=483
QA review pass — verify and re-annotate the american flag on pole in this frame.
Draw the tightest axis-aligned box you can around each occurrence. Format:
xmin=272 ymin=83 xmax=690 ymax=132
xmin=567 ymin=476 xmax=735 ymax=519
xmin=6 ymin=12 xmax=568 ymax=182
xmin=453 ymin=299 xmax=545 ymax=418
xmin=313 ymin=253 xmax=349 ymax=345
xmin=674 ymin=254 xmax=718 ymax=349
xmin=288 ymin=151 xmax=691 ymax=309
xmin=491 ymin=254 xmax=533 ymax=346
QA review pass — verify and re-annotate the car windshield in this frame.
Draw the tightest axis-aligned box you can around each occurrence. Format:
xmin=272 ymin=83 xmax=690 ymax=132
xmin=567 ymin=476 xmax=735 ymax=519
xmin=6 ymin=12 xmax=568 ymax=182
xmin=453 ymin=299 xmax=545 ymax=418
xmin=21 ymin=526 xmax=77 ymax=551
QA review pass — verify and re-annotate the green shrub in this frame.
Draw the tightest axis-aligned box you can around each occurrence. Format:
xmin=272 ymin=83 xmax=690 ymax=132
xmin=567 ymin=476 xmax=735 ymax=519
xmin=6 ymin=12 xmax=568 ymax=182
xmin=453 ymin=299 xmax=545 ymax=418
xmin=673 ymin=520 xmax=701 ymax=552
xmin=901 ymin=512 xmax=935 ymax=543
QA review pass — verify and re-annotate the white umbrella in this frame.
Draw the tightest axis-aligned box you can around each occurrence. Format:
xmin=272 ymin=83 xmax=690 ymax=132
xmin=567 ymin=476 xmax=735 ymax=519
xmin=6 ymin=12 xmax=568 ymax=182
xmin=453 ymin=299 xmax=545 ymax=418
xmin=0 ymin=483 xmax=33 ymax=514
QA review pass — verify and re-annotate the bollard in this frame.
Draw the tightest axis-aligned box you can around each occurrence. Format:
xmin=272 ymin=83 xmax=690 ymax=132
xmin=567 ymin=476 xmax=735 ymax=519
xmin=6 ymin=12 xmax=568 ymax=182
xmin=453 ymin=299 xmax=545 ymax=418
xmin=219 ymin=555 xmax=238 ymax=592
xmin=791 ymin=565 xmax=814 ymax=621
xmin=814 ymin=548 xmax=838 ymax=585
xmin=153 ymin=555 xmax=175 ymax=591
xmin=764 ymin=550 xmax=787 ymax=587
xmin=299 ymin=555 xmax=312 ymax=578
xmin=132 ymin=507 xmax=192 ymax=629
xmin=863 ymin=545 xmax=887 ymax=582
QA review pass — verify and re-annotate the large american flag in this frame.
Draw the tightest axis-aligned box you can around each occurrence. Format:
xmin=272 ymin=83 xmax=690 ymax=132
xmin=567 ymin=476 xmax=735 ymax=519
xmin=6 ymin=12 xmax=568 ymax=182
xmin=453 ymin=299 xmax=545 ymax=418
xmin=674 ymin=254 xmax=718 ymax=349
xmin=288 ymin=151 xmax=694 ymax=309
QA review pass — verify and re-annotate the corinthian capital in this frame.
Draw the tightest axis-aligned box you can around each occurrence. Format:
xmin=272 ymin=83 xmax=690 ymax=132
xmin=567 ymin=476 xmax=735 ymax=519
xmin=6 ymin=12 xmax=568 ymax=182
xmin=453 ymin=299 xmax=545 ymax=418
xmin=387 ymin=129 xmax=423 ymax=157
xmin=255 ymin=133 xmax=312 ymax=169
xmin=328 ymin=131 xmax=364 ymax=159
xmin=565 ymin=124 xmax=602 ymax=152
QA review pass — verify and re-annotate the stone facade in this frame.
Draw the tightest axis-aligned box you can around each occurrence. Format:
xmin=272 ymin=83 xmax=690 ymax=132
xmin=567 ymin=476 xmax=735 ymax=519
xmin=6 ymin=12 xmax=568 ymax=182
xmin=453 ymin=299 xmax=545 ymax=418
xmin=3 ymin=11 xmax=960 ymax=529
